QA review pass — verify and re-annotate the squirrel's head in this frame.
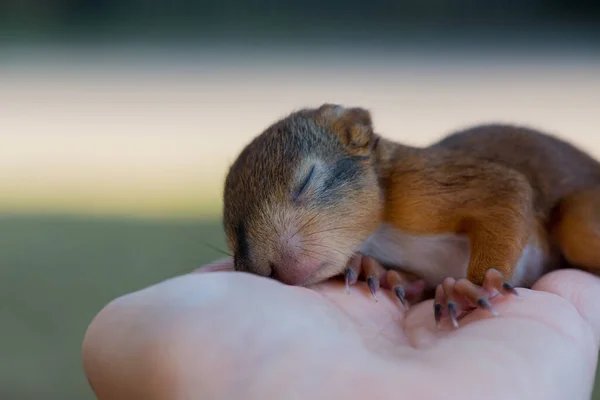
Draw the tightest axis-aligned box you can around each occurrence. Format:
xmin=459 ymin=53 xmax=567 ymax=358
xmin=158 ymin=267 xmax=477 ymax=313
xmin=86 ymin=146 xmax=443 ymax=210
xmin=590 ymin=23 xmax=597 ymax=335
xmin=223 ymin=104 xmax=384 ymax=286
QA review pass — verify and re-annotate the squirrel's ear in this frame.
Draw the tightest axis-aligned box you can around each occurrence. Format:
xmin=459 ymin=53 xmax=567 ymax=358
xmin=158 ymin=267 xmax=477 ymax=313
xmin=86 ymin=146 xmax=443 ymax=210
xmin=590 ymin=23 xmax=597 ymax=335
xmin=316 ymin=104 xmax=376 ymax=156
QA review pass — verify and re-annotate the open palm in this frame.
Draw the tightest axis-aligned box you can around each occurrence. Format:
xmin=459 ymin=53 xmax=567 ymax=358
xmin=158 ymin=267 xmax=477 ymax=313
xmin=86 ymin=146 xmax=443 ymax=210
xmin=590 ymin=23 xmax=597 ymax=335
xmin=83 ymin=259 xmax=600 ymax=400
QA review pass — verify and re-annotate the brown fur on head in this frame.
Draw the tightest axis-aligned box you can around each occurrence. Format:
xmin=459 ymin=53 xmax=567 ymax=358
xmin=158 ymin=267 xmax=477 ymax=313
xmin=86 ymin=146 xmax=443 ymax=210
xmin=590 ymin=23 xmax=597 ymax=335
xmin=223 ymin=104 xmax=384 ymax=285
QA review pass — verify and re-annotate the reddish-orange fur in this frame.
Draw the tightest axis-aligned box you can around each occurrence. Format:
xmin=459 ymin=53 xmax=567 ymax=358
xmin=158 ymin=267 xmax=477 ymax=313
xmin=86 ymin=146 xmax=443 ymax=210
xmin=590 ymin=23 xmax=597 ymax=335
xmin=551 ymin=187 xmax=600 ymax=271
xmin=370 ymin=124 xmax=600 ymax=285
xmin=223 ymin=104 xmax=600 ymax=295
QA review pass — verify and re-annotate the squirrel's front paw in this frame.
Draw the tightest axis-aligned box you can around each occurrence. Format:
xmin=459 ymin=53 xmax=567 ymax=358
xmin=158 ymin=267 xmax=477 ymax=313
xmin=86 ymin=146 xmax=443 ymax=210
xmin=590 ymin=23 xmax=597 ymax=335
xmin=344 ymin=252 xmax=425 ymax=308
xmin=434 ymin=269 xmax=519 ymax=329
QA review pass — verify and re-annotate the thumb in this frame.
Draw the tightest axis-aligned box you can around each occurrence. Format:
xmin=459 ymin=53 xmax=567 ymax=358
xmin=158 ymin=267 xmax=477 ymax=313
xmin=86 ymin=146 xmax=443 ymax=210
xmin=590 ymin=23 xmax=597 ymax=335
xmin=532 ymin=268 xmax=600 ymax=346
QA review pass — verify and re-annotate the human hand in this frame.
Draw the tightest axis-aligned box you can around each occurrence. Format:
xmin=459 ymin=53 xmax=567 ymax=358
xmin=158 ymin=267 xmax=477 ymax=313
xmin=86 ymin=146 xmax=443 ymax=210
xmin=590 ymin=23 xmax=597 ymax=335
xmin=82 ymin=259 xmax=600 ymax=400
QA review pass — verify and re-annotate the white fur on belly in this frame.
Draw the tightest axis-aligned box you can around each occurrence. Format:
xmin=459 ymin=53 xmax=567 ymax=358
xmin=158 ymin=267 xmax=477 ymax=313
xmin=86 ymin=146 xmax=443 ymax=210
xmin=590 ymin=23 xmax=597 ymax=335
xmin=359 ymin=223 xmax=546 ymax=289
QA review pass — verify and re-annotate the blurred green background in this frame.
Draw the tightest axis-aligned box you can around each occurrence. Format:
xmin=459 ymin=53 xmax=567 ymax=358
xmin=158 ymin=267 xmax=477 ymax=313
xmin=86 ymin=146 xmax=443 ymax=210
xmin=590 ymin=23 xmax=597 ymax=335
xmin=1 ymin=0 xmax=599 ymax=398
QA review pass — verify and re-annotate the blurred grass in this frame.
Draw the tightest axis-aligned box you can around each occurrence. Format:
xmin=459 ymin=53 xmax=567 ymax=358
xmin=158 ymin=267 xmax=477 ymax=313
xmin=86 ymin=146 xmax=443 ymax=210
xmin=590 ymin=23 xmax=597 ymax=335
xmin=0 ymin=214 xmax=227 ymax=399
xmin=0 ymin=214 xmax=598 ymax=399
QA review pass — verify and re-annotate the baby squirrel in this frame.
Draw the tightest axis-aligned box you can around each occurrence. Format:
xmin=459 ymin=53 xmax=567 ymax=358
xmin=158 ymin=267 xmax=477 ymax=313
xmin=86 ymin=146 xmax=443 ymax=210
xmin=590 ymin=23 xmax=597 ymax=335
xmin=223 ymin=104 xmax=600 ymax=328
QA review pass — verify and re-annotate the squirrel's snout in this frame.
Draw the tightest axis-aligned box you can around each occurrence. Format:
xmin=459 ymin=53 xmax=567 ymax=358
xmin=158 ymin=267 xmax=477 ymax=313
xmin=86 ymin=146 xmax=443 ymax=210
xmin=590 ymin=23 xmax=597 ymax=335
xmin=269 ymin=257 xmax=325 ymax=286
xmin=262 ymin=216 xmax=351 ymax=286
xmin=268 ymin=235 xmax=325 ymax=285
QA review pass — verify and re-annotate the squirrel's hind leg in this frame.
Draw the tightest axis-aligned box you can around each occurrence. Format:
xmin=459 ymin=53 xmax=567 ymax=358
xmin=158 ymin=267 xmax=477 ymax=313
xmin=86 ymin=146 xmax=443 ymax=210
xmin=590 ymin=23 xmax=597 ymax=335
xmin=552 ymin=187 xmax=600 ymax=274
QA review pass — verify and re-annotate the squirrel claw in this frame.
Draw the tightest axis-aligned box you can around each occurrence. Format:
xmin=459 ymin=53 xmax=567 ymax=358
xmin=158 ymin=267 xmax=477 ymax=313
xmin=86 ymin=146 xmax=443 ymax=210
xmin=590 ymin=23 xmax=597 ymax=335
xmin=502 ymin=281 xmax=519 ymax=296
xmin=345 ymin=267 xmax=358 ymax=294
xmin=394 ymin=285 xmax=409 ymax=309
xmin=344 ymin=255 xmax=362 ymax=294
xmin=367 ymin=276 xmax=379 ymax=302
xmin=447 ymin=301 xmax=459 ymax=328
xmin=477 ymin=298 xmax=500 ymax=316
xmin=434 ymin=302 xmax=442 ymax=329
xmin=342 ymin=253 xmax=381 ymax=301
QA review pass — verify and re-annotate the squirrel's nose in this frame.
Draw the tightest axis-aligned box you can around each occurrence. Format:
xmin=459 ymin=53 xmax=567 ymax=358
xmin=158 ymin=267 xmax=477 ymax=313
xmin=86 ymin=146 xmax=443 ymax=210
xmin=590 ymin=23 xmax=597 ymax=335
xmin=269 ymin=232 xmax=323 ymax=285
xmin=268 ymin=255 xmax=325 ymax=286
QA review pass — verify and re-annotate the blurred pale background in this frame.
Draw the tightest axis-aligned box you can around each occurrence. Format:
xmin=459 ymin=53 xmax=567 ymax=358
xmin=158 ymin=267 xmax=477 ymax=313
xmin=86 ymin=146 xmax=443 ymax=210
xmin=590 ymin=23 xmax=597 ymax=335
xmin=0 ymin=1 xmax=599 ymax=398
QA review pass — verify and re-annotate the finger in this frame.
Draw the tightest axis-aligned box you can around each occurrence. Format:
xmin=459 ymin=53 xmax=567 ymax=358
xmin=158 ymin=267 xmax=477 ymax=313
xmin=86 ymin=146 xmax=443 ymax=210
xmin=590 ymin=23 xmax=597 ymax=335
xmin=193 ymin=257 xmax=234 ymax=274
xmin=533 ymin=268 xmax=600 ymax=345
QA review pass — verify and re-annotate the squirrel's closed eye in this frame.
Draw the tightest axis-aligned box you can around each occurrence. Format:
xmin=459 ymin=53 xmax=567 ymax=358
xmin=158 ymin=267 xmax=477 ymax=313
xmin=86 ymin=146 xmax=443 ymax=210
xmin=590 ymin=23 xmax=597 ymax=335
xmin=293 ymin=165 xmax=316 ymax=201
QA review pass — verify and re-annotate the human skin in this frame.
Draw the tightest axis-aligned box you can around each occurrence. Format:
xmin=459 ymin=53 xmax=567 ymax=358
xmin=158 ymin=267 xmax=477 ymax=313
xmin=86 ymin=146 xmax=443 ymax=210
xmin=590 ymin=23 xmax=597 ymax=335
xmin=82 ymin=259 xmax=600 ymax=400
